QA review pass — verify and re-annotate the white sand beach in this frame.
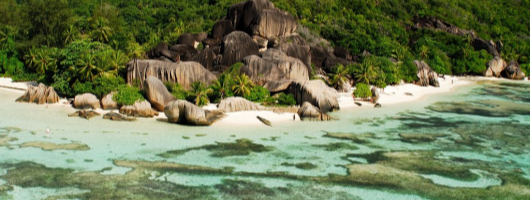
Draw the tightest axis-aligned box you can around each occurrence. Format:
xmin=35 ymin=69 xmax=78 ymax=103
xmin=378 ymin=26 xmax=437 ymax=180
xmin=0 ymin=76 xmax=511 ymax=126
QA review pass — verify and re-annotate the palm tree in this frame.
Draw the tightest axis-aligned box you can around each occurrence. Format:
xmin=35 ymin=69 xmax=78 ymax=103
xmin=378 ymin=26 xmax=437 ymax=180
xmin=106 ymin=50 xmax=128 ymax=76
xmin=76 ymin=52 xmax=100 ymax=81
xmin=329 ymin=64 xmax=350 ymax=89
xmin=91 ymin=17 xmax=112 ymax=43
xmin=232 ymin=74 xmax=254 ymax=97
xmin=127 ymin=42 xmax=144 ymax=59
xmin=419 ymin=45 xmax=430 ymax=60
xmin=211 ymin=74 xmax=232 ymax=100
xmin=190 ymin=81 xmax=213 ymax=106
xmin=26 ymin=48 xmax=57 ymax=75
xmin=355 ymin=57 xmax=378 ymax=85
xmin=63 ymin=25 xmax=79 ymax=45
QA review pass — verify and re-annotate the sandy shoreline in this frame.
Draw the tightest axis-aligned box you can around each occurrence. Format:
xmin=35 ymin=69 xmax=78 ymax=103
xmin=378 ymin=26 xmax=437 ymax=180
xmin=0 ymin=76 xmax=517 ymax=126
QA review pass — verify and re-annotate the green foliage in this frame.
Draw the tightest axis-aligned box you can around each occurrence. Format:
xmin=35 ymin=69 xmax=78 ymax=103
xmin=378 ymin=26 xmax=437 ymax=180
xmin=72 ymin=76 xmax=125 ymax=98
xmin=521 ymin=63 xmax=530 ymax=76
xmin=400 ymin=60 xmax=419 ymax=83
xmin=263 ymin=93 xmax=296 ymax=106
xmin=245 ymin=86 xmax=270 ymax=102
xmin=165 ymin=82 xmax=188 ymax=100
xmin=232 ymin=74 xmax=254 ymax=97
xmin=189 ymin=81 xmax=213 ymax=106
xmin=353 ymin=83 xmax=372 ymax=99
xmin=113 ymin=85 xmax=145 ymax=106
xmin=329 ymin=64 xmax=350 ymax=89
xmin=210 ymin=74 xmax=234 ymax=103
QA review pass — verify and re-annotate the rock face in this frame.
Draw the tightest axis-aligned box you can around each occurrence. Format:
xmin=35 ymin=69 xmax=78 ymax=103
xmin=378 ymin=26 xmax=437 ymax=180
xmin=177 ymin=33 xmax=207 ymax=48
xmin=101 ymin=92 xmax=118 ymax=110
xmin=297 ymin=102 xmax=333 ymax=121
xmin=228 ymin=0 xmax=275 ymax=33
xmin=144 ymin=76 xmax=176 ymax=111
xmin=74 ymin=93 xmax=100 ymax=109
xmin=120 ymin=100 xmax=159 ymax=118
xmin=288 ymin=80 xmax=339 ymax=113
xmin=218 ymin=97 xmax=259 ymax=112
xmin=147 ymin=42 xmax=179 ymax=62
xmin=127 ymin=59 xmax=217 ymax=90
xmin=211 ymin=19 xmax=234 ymax=40
xmin=323 ymin=57 xmax=354 ymax=73
xmin=414 ymin=60 xmax=439 ymax=87
xmin=473 ymin=38 xmax=500 ymax=57
xmin=221 ymin=31 xmax=260 ymax=67
xmin=502 ymin=60 xmax=526 ymax=80
xmin=240 ymin=49 xmax=309 ymax=92
xmin=484 ymin=57 xmax=507 ymax=77
xmin=251 ymin=9 xmax=297 ymax=39
xmin=164 ymin=100 xmax=224 ymax=126
xmin=16 ymin=83 xmax=60 ymax=104
xmin=191 ymin=47 xmax=217 ymax=71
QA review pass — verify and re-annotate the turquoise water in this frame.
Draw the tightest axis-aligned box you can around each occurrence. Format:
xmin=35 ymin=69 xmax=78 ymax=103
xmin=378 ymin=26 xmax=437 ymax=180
xmin=0 ymin=80 xmax=529 ymax=200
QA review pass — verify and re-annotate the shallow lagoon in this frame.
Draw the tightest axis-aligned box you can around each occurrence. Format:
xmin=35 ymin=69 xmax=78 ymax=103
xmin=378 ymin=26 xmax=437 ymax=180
xmin=0 ymin=80 xmax=529 ymax=200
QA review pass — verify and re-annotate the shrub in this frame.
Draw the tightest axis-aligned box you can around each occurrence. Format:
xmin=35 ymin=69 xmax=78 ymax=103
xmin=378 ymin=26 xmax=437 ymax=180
xmin=263 ymin=93 xmax=296 ymax=106
xmin=113 ymin=85 xmax=145 ymax=105
xmin=73 ymin=76 xmax=125 ymax=97
xmin=353 ymin=83 xmax=372 ymax=99
xmin=164 ymin=81 xmax=188 ymax=100
xmin=245 ymin=86 xmax=269 ymax=102
xmin=278 ymin=93 xmax=296 ymax=106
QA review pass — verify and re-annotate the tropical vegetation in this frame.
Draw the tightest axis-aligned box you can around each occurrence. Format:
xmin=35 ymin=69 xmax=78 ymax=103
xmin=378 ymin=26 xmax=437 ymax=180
xmin=0 ymin=0 xmax=528 ymax=105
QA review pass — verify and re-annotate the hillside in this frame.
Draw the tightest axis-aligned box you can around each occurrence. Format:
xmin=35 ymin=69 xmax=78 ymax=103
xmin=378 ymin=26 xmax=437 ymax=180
xmin=0 ymin=0 xmax=529 ymax=98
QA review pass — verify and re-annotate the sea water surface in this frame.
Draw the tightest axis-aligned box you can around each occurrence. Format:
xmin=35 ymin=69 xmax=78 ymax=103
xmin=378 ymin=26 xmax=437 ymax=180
xmin=0 ymin=80 xmax=529 ymax=200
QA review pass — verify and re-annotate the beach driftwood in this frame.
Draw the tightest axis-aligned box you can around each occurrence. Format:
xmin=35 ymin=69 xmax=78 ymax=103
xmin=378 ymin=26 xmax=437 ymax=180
xmin=257 ymin=116 xmax=271 ymax=126
xmin=354 ymin=102 xmax=362 ymax=106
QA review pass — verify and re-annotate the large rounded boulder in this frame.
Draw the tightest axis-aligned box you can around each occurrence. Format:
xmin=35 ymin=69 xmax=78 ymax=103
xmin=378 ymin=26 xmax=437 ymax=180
xmin=101 ymin=92 xmax=118 ymax=110
xmin=74 ymin=93 xmax=100 ymax=109
xmin=484 ymin=57 xmax=507 ymax=77
xmin=144 ymin=76 xmax=176 ymax=111
xmin=127 ymin=59 xmax=217 ymax=90
xmin=16 ymin=83 xmax=60 ymax=104
xmin=298 ymin=102 xmax=333 ymax=121
xmin=288 ymin=80 xmax=339 ymax=113
xmin=502 ymin=60 xmax=526 ymax=80
xmin=221 ymin=31 xmax=259 ymax=67
xmin=414 ymin=60 xmax=439 ymax=87
xmin=164 ymin=100 xmax=224 ymax=126
xmin=217 ymin=97 xmax=259 ymax=112
xmin=251 ymin=9 xmax=297 ymax=39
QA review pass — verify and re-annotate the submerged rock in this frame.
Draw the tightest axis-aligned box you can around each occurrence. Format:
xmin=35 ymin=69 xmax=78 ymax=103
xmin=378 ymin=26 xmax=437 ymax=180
xmin=164 ymin=100 xmax=224 ymax=126
xmin=217 ymin=97 xmax=259 ymax=112
xmin=144 ymin=76 xmax=176 ymax=111
xmin=16 ymin=83 xmax=59 ymax=104
xmin=68 ymin=110 xmax=101 ymax=120
xmin=73 ymin=93 xmax=100 ymax=109
xmin=103 ymin=112 xmax=136 ymax=121
xmin=297 ymin=102 xmax=334 ymax=121
xmin=120 ymin=100 xmax=159 ymax=118
xmin=374 ymin=103 xmax=382 ymax=108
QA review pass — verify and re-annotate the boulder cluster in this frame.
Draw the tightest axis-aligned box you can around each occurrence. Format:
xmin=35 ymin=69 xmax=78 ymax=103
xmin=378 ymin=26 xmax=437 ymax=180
xmin=126 ymin=0 xmax=345 ymax=122
xmin=484 ymin=58 xmax=526 ymax=80
xmin=16 ymin=83 xmax=59 ymax=104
